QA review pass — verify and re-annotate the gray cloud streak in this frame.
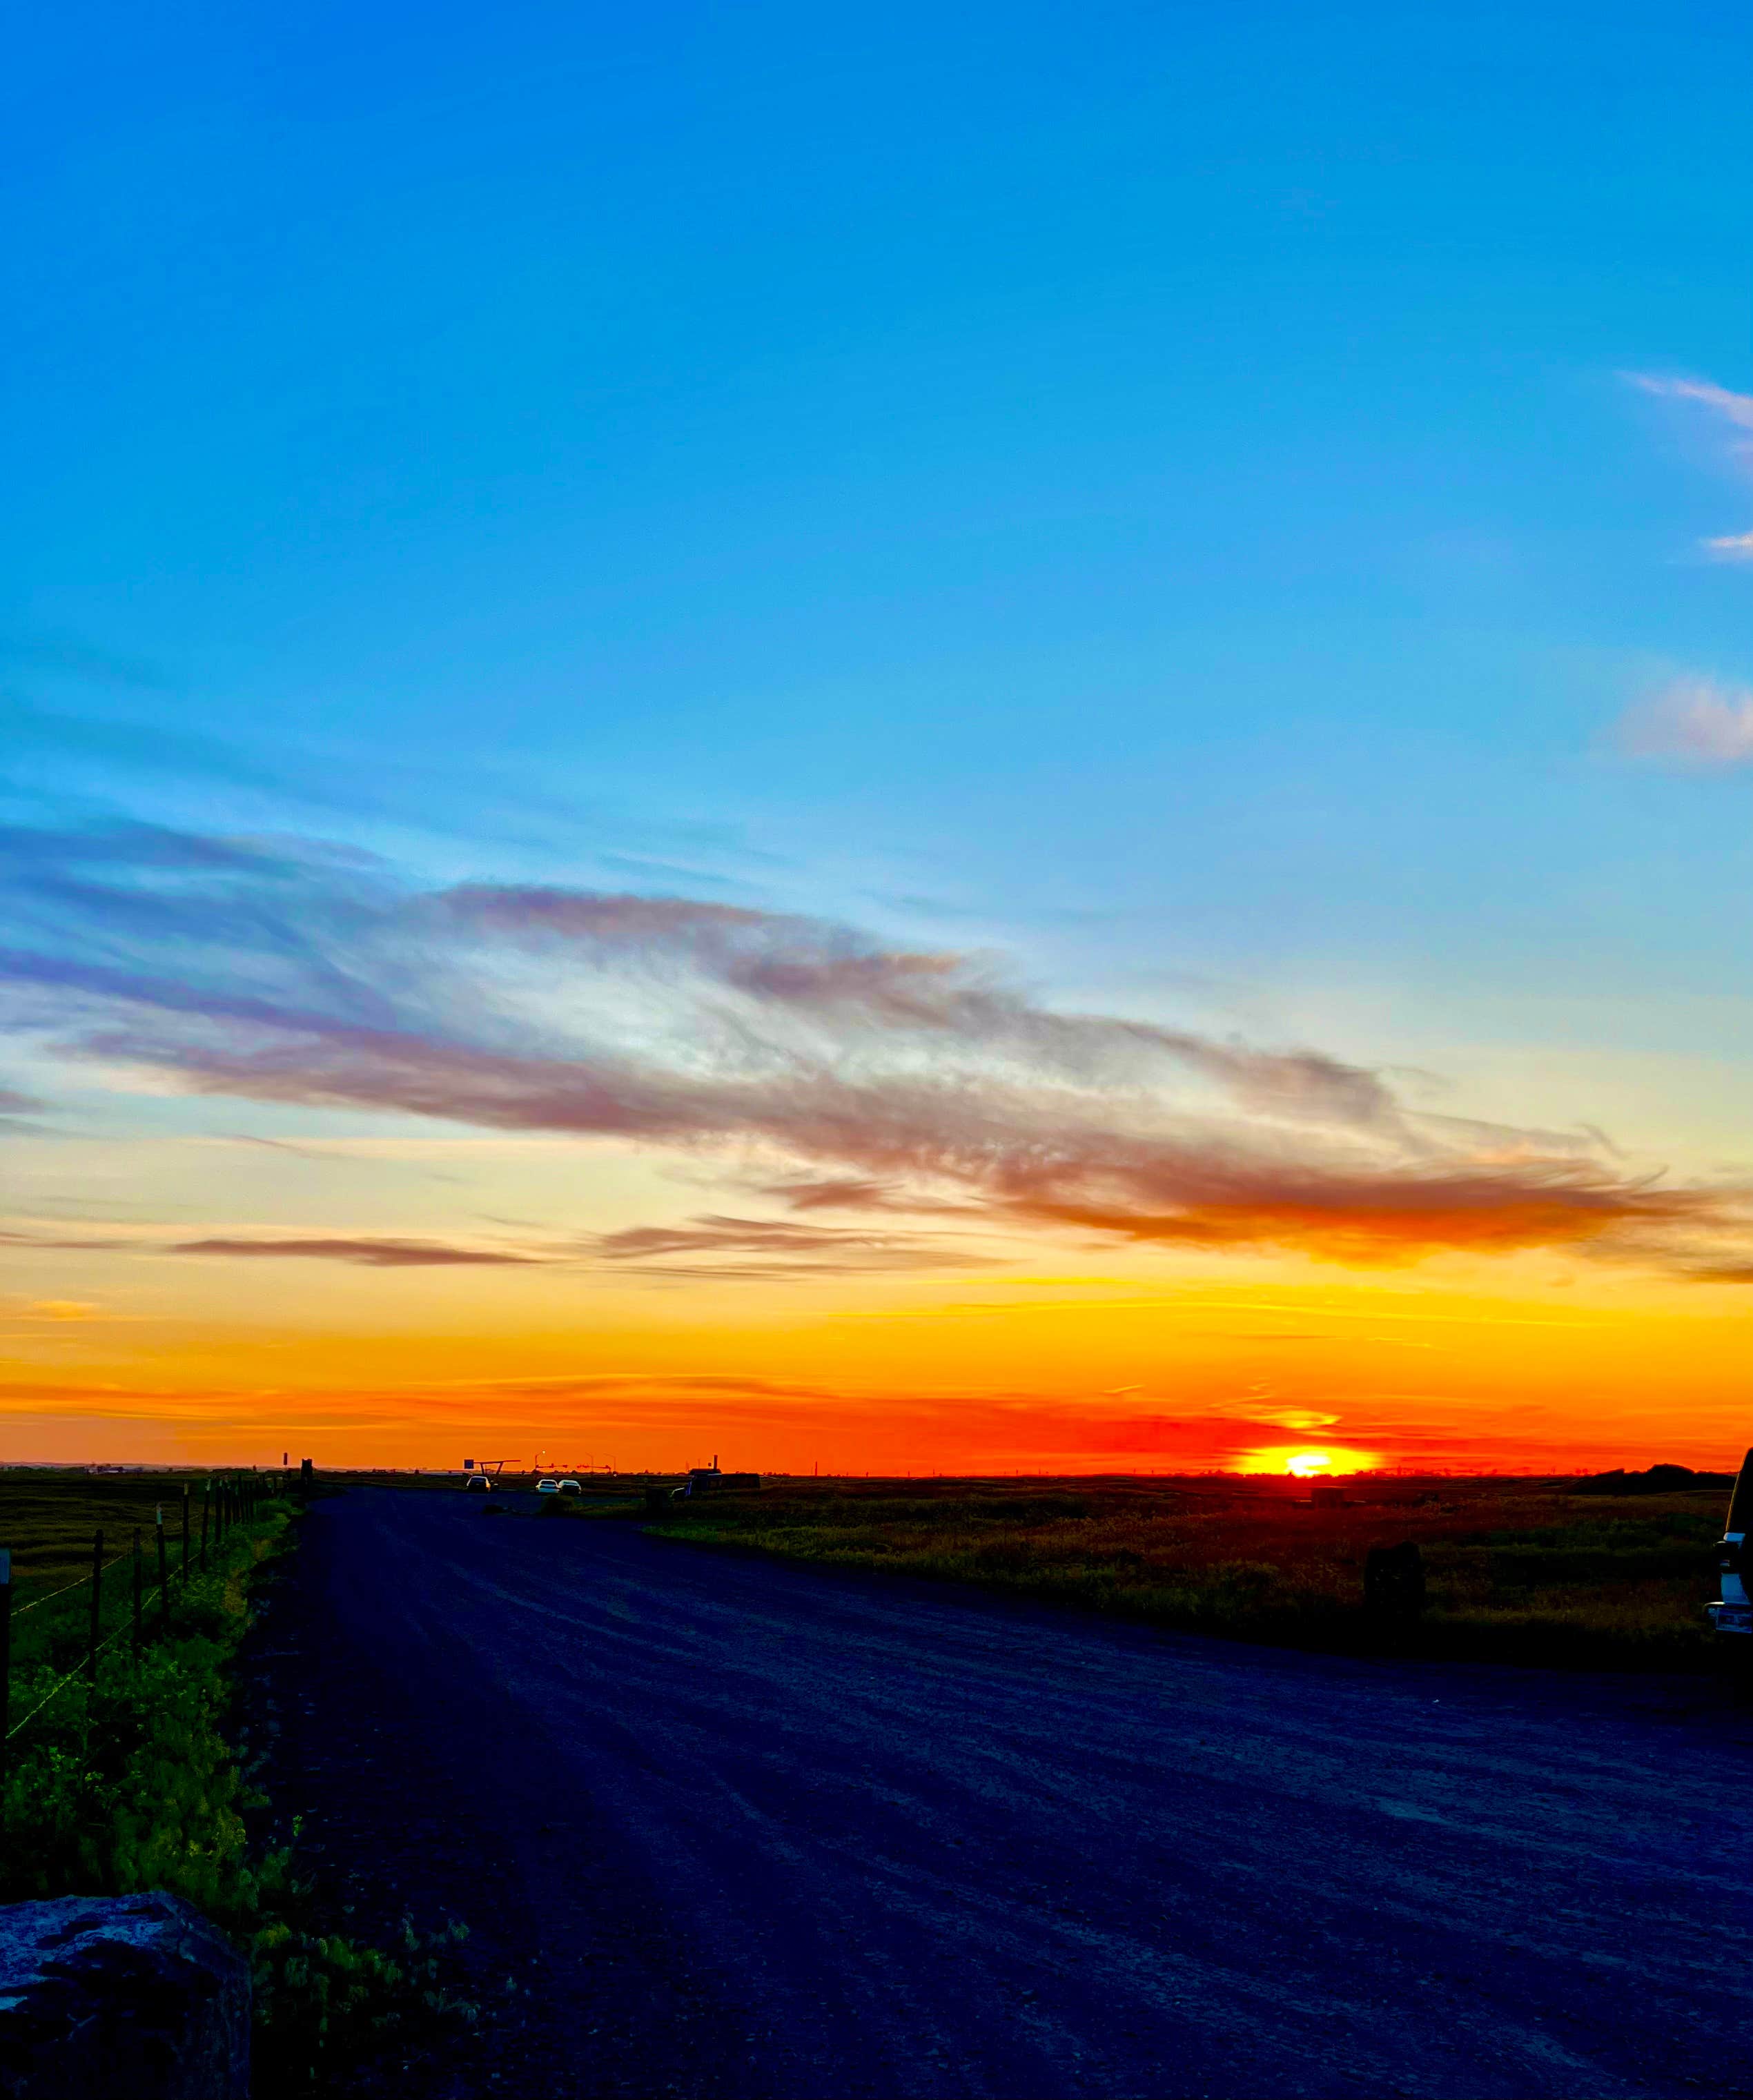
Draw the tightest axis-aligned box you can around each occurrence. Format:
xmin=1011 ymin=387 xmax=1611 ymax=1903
xmin=170 ymin=1235 xmax=543 ymax=1268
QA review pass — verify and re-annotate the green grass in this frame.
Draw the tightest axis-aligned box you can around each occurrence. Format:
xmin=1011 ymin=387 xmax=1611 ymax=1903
xmin=0 ymin=1487 xmax=476 ymax=2093
xmin=626 ymin=1475 xmax=1733 ymax=1669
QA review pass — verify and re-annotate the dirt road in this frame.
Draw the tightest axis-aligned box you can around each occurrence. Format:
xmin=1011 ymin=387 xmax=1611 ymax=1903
xmin=244 ymin=1491 xmax=1753 ymax=2097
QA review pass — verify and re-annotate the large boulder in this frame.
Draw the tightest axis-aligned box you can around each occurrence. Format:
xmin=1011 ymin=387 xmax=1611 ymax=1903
xmin=0 ymin=1891 xmax=249 ymax=2099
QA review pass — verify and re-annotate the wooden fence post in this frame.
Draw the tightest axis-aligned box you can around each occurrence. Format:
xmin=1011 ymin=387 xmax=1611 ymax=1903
xmin=156 ymin=1507 xmax=168 ymax=1631
xmin=87 ymin=1530 xmax=104 ymax=1684
xmin=133 ymin=1530 xmax=143 ymax=1652
xmin=199 ymin=1488 xmax=210 ymax=1571
xmin=180 ymin=1488 xmax=190 ymax=1584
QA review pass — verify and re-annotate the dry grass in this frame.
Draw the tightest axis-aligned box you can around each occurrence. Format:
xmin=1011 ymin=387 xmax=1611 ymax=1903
xmin=0 ymin=1469 xmax=224 ymax=1600
xmin=638 ymin=1475 xmax=1732 ymax=1669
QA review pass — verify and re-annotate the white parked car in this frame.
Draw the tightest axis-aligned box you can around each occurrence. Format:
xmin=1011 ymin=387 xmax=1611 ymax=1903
xmin=536 ymin=1478 xmax=560 ymax=1494
xmin=462 ymin=1473 xmax=493 ymax=1492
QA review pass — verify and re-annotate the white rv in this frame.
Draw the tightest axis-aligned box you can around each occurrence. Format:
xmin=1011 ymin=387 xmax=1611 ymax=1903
xmin=1707 ymin=1449 xmax=1753 ymax=1637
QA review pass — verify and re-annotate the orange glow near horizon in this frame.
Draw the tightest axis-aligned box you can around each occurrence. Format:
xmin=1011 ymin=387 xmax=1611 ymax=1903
xmin=6 ymin=1264 xmax=1753 ymax=1476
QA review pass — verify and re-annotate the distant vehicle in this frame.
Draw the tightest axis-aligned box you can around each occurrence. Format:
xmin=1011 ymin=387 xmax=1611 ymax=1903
xmin=462 ymin=1473 xmax=494 ymax=1493
xmin=1710 ymin=1449 xmax=1753 ymax=1638
xmin=556 ymin=1478 xmax=582 ymax=1494
xmin=536 ymin=1478 xmax=560 ymax=1495
xmin=679 ymin=1465 xmax=761 ymax=1498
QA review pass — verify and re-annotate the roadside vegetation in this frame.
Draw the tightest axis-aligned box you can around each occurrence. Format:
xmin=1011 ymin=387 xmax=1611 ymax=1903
xmin=633 ymin=1475 xmax=1732 ymax=1669
xmin=0 ymin=1473 xmax=474 ymax=2094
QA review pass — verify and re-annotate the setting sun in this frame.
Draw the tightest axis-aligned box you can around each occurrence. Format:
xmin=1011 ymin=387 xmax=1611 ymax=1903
xmin=1237 ymin=1444 xmax=1380 ymax=1478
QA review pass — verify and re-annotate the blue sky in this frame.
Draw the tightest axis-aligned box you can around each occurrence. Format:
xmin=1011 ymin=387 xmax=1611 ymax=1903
xmin=10 ymin=6 xmax=1750 ymax=818
xmin=6 ymin=1 xmax=1753 ymax=1464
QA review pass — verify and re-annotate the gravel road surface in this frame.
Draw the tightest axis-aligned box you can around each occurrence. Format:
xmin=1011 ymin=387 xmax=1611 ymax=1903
xmin=244 ymin=1491 xmax=1753 ymax=2098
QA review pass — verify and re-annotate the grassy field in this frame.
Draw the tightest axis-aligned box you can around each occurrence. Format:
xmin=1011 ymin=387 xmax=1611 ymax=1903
xmin=2 ymin=1469 xmax=228 ymax=1591
xmin=626 ymin=1474 xmax=1736 ymax=1670
xmin=0 ymin=1469 xmax=288 ymax=1678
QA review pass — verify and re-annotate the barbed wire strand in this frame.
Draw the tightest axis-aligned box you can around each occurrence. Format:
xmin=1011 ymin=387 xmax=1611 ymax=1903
xmin=5 ymin=1613 xmax=137 ymax=1741
xmin=6 ymin=1518 xmax=272 ymax=1740
xmin=12 ymin=1544 xmax=139 ymax=1620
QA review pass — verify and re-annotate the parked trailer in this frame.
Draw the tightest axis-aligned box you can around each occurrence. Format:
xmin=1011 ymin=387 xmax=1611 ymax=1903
xmin=1708 ymin=1448 xmax=1753 ymax=1638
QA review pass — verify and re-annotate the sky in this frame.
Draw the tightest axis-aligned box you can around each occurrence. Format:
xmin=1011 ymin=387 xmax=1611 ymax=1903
xmin=5 ymin=0 xmax=1753 ymax=1474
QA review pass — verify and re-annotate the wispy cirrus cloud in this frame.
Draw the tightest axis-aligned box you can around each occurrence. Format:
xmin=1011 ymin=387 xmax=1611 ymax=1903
xmin=169 ymin=1235 xmax=543 ymax=1268
xmin=176 ymin=1219 xmax=996 ymax=1277
xmin=589 ymin=1213 xmax=1003 ymax=1278
xmin=1627 ymin=373 xmax=1753 ymax=435
xmin=0 ymin=1225 xmax=137 ymax=1250
xmin=425 ymin=1372 xmax=841 ymax=1399
xmin=1614 ymin=675 xmax=1753 ymax=769
xmin=0 ymin=1087 xmax=45 ymax=1131
xmin=0 ymin=1221 xmax=551 ymax=1266
xmin=1627 ymin=371 xmax=1753 ymax=559
xmin=0 ymin=1202 xmax=986 ymax=1282
xmin=2 ymin=816 xmax=1750 ymax=1278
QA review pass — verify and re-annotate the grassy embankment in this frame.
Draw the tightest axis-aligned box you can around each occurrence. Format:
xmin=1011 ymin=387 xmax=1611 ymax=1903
xmin=0 ymin=1472 xmax=472 ymax=2093
xmin=625 ymin=1475 xmax=1732 ymax=1669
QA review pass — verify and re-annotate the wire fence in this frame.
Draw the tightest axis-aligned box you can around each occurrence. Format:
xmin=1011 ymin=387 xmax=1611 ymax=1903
xmin=5 ymin=1611 xmax=139 ymax=1745
xmin=0 ymin=1471 xmax=289 ymax=1759
xmin=11 ymin=1548 xmax=135 ymax=1622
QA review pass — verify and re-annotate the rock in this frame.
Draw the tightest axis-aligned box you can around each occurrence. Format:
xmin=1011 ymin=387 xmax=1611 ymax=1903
xmin=0 ymin=1891 xmax=250 ymax=2099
